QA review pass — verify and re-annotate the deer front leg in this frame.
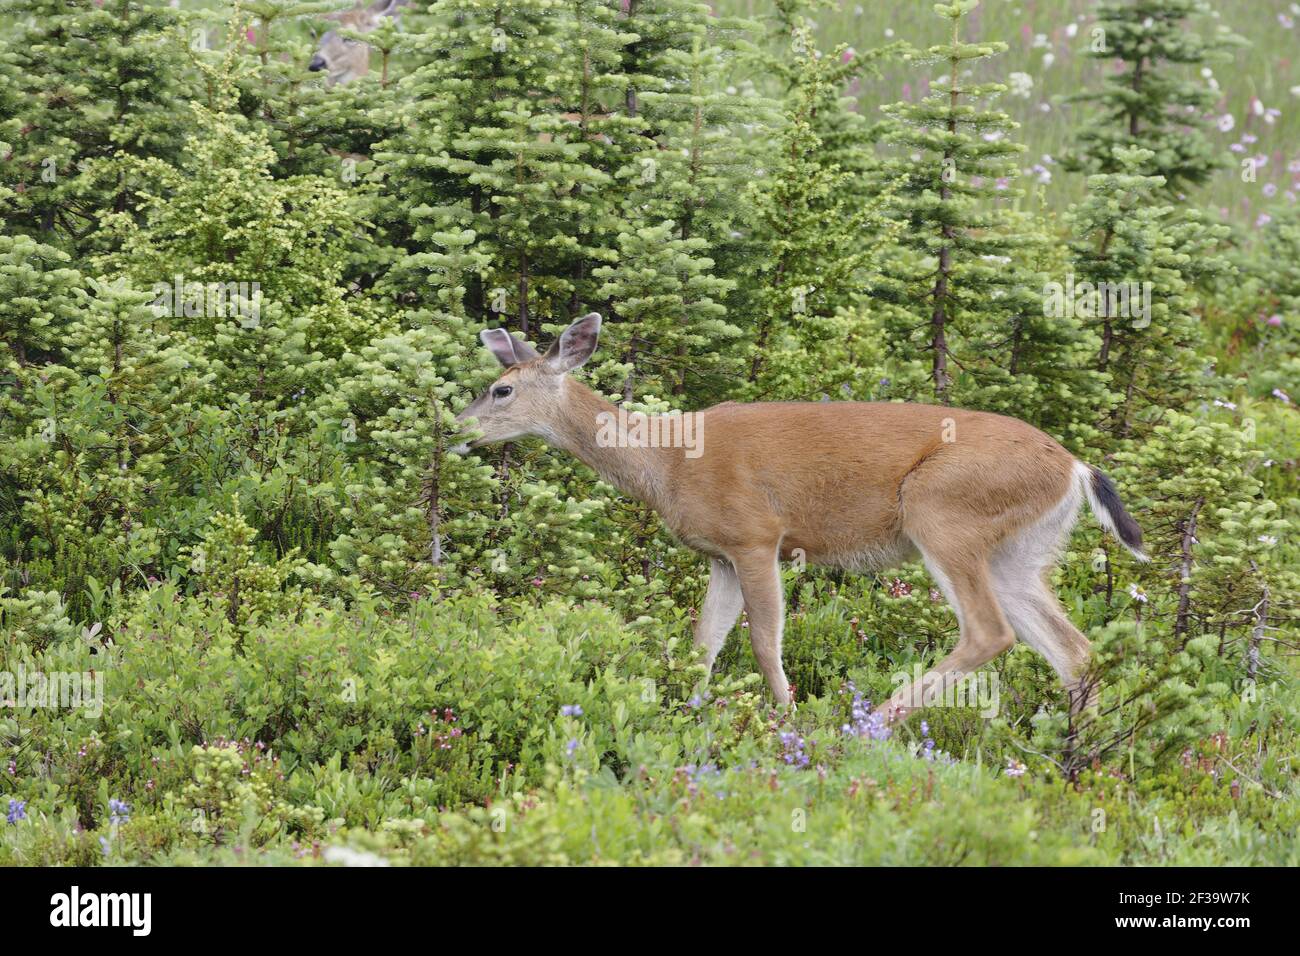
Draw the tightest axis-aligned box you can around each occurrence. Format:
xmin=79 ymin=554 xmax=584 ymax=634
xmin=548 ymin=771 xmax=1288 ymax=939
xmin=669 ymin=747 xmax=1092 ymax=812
xmin=731 ymin=547 xmax=792 ymax=706
xmin=694 ymin=558 xmax=744 ymax=673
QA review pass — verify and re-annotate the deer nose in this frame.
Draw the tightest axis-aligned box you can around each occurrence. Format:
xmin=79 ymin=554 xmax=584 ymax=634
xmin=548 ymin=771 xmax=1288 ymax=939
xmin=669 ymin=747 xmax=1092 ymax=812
xmin=308 ymin=55 xmax=327 ymax=71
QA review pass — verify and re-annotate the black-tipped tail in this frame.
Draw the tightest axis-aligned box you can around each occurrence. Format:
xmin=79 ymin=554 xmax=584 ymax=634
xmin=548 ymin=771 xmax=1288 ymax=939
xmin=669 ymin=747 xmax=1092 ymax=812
xmin=1080 ymin=464 xmax=1147 ymax=561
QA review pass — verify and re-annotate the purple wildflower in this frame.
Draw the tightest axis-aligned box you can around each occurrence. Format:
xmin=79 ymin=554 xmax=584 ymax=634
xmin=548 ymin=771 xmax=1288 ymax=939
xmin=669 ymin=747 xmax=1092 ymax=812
xmin=779 ymin=731 xmax=811 ymax=769
xmin=842 ymin=690 xmax=893 ymax=742
xmin=108 ymin=798 xmax=130 ymax=826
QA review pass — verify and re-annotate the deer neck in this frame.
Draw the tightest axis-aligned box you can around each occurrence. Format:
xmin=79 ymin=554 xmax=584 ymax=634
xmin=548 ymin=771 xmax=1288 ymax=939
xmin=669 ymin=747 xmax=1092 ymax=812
xmin=546 ymin=378 xmax=676 ymax=512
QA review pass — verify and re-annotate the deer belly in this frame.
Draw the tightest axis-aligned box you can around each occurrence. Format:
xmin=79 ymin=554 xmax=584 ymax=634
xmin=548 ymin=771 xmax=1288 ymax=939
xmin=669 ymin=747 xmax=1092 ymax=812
xmin=780 ymin=530 xmax=916 ymax=573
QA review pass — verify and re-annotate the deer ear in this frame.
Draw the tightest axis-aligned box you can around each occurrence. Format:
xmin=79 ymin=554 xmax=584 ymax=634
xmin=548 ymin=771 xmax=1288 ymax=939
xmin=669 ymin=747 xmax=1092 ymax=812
xmin=480 ymin=328 xmax=540 ymax=367
xmin=544 ymin=313 xmax=602 ymax=374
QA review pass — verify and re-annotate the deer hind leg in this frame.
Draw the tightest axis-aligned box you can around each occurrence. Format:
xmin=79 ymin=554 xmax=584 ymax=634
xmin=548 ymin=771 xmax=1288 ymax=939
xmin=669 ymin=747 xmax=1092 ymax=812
xmin=694 ymin=558 xmax=744 ymax=673
xmin=730 ymin=547 xmax=792 ymax=706
xmin=990 ymin=496 xmax=1095 ymax=713
xmin=883 ymin=546 xmax=1015 ymax=724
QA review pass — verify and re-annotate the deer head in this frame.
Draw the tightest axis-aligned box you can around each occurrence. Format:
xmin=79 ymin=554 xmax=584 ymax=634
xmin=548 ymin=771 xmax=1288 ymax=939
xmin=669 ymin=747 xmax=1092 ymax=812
xmin=309 ymin=0 xmax=406 ymax=87
xmin=454 ymin=314 xmax=602 ymax=449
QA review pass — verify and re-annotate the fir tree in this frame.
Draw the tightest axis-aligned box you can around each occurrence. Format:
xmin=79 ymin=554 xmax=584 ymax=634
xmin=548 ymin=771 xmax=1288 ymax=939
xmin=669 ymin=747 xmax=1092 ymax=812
xmin=875 ymin=0 xmax=1030 ymax=406
xmin=1065 ymin=146 xmax=1230 ymax=440
xmin=0 ymin=234 xmax=83 ymax=373
xmin=376 ymin=0 xmax=605 ymax=331
xmin=0 ymin=0 xmax=195 ymax=252
xmin=1115 ymin=410 xmax=1290 ymax=667
xmin=1 ymin=277 xmax=208 ymax=598
xmin=1062 ymin=0 xmax=1245 ymax=194
xmin=317 ymin=324 xmax=498 ymax=599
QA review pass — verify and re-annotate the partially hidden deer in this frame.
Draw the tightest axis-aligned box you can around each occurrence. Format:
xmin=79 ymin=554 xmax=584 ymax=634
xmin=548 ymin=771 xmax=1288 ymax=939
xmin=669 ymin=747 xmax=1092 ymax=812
xmin=309 ymin=0 xmax=408 ymax=87
xmin=455 ymin=313 xmax=1148 ymax=722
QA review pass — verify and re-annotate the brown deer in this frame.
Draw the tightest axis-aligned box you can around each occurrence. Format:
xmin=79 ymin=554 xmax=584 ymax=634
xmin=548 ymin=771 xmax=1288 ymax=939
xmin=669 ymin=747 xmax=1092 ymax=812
xmin=309 ymin=0 xmax=407 ymax=87
xmin=456 ymin=314 xmax=1148 ymax=722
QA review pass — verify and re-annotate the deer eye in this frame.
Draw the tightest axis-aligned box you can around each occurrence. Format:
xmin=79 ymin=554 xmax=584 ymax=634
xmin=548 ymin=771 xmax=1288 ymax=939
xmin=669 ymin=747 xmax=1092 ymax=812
xmin=492 ymin=385 xmax=513 ymax=399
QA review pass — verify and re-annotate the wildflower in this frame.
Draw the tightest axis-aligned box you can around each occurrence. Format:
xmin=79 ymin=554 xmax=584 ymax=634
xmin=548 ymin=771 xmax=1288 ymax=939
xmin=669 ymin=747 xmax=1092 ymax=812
xmin=1264 ymin=183 xmax=1278 ymax=198
xmin=1128 ymin=583 xmax=1148 ymax=604
xmin=7 ymin=799 xmax=25 ymax=824
xmin=1216 ymin=113 xmax=1234 ymax=133
xmin=565 ymin=738 xmax=579 ymax=758
xmin=1258 ymin=535 xmax=1278 ymax=547
xmin=1213 ymin=398 xmax=1237 ymax=410
xmin=1008 ymin=72 xmax=1033 ymax=98
xmin=1273 ymin=388 xmax=1291 ymax=404
xmin=560 ymin=704 xmax=583 ymax=717
xmin=842 ymin=691 xmax=893 ymax=742
xmin=1267 ymin=315 xmax=1284 ymax=327
xmin=779 ymin=731 xmax=810 ymax=768
xmin=919 ymin=721 xmax=938 ymax=761
xmin=108 ymin=798 xmax=130 ymax=826
xmin=1004 ymin=758 xmax=1027 ymax=778
xmin=887 ymin=578 xmax=913 ymax=598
